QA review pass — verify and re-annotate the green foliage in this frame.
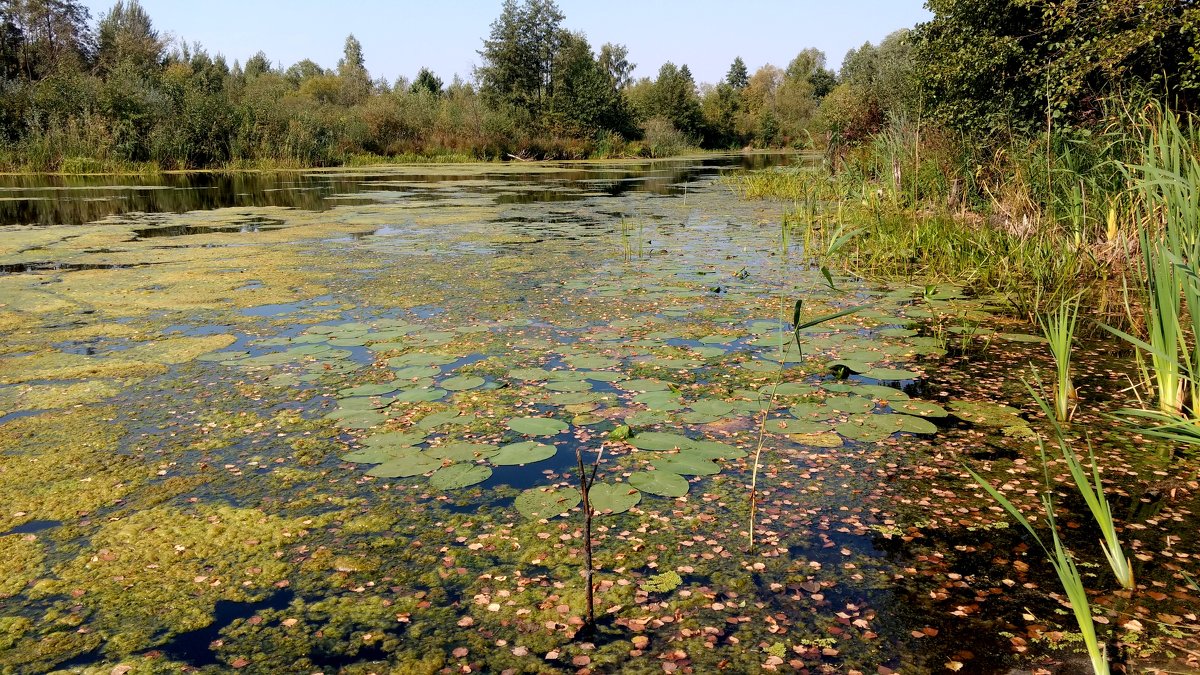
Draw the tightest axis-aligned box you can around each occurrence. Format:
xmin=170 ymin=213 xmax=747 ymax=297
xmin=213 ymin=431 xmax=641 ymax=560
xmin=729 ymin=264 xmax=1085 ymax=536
xmin=95 ymin=0 xmax=161 ymax=76
xmin=725 ymin=56 xmax=748 ymax=90
xmin=914 ymin=0 xmax=1200 ymax=136
xmin=410 ymin=67 xmax=443 ymax=96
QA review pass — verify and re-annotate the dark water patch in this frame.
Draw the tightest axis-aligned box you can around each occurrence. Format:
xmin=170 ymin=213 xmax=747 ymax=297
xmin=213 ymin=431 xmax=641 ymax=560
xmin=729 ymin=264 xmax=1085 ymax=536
xmin=0 ymin=410 xmax=48 ymax=424
xmin=2 ymin=519 xmax=61 ymax=535
xmin=132 ymin=218 xmax=285 ymax=239
xmin=0 ymin=153 xmax=801 ymax=227
xmin=157 ymin=589 xmax=295 ymax=667
xmin=0 ymin=260 xmax=164 ymax=275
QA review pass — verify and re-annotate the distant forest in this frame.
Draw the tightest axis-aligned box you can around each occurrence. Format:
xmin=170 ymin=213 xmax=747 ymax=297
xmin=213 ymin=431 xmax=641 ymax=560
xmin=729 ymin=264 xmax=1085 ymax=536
xmin=0 ymin=0 xmax=1196 ymax=171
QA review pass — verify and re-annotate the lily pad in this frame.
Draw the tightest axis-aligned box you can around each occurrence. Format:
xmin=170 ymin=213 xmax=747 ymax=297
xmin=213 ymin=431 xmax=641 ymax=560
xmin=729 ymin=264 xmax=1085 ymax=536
xmin=861 ymin=367 xmax=921 ymax=381
xmin=628 ymin=432 xmax=693 ymax=451
xmin=366 ymin=454 xmax=443 ymax=478
xmin=341 ymin=446 xmax=421 ymax=464
xmin=628 ymin=470 xmax=690 ymax=498
xmin=948 ymin=400 xmax=1024 ymax=426
xmin=588 ymin=482 xmax=642 ymax=514
xmin=507 ymin=417 xmax=569 ymax=436
xmin=393 ymin=387 xmax=447 ymax=402
xmin=515 ymin=486 xmax=581 ymax=519
xmin=651 ymin=455 xmax=721 ymax=476
xmin=491 ymin=441 xmax=557 ymax=465
xmin=429 ymin=463 xmax=492 ymax=490
xmin=441 ymin=375 xmax=485 ymax=391
xmin=338 ymin=383 xmax=399 ymax=397
xmin=892 ymin=400 xmax=949 ymax=418
xmin=425 ymin=443 xmax=499 ymax=461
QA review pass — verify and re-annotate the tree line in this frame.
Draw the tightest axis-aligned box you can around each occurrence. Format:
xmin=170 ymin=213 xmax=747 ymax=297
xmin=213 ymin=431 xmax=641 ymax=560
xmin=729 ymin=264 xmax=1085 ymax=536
xmin=0 ymin=0 xmax=1196 ymax=171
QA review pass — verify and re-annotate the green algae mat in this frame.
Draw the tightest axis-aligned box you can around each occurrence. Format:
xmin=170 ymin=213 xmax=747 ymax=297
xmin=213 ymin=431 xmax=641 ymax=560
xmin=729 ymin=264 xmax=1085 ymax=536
xmin=0 ymin=157 xmax=1197 ymax=674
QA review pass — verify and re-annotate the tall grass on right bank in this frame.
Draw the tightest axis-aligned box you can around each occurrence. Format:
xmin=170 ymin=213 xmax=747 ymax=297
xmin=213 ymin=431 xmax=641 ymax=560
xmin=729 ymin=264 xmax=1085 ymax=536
xmin=1102 ymin=105 xmax=1200 ymax=442
xmin=729 ymin=99 xmax=1199 ymax=324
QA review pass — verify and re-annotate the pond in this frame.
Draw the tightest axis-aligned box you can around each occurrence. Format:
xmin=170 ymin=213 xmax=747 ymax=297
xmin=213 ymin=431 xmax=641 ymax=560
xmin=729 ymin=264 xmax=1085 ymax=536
xmin=0 ymin=154 xmax=1196 ymax=674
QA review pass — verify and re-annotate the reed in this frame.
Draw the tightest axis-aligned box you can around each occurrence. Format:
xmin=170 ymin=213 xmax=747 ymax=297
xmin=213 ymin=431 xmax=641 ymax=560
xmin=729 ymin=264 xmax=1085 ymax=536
xmin=1038 ymin=294 xmax=1081 ymax=421
xmin=966 ymin=439 xmax=1110 ymax=675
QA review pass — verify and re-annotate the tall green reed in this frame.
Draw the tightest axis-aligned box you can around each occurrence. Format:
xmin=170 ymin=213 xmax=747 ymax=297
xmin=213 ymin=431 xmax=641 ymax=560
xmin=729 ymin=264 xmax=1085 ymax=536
xmin=1039 ymin=294 xmax=1081 ymax=422
xmin=966 ymin=432 xmax=1110 ymax=675
xmin=1103 ymin=105 xmax=1200 ymax=421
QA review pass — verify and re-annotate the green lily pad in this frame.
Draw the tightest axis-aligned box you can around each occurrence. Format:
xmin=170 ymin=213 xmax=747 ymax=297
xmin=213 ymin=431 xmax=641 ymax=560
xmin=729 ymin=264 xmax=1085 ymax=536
xmin=948 ymin=400 xmax=1024 ymax=425
xmin=767 ymin=418 xmax=834 ymax=435
xmin=429 ymin=463 xmax=492 ymax=489
xmin=628 ymin=432 xmax=693 ymax=451
xmin=825 ymin=396 xmax=875 ymax=413
xmin=633 ymin=390 xmax=684 ymax=410
xmin=618 ymin=379 xmax=673 ymax=391
xmin=773 ymin=382 xmax=817 ymax=396
xmin=389 ymin=353 xmax=457 ymax=367
xmin=393 ymin=387 xmax=447 ymax=402
xmin=684 ymin=440 xmax=747 ymax=460
xmin=425 ymin=443 xmax=499 ymax=461
xmin=892 ymin=400 xmax=949 ymax=418
xmin=366 ymin=454 xmax=442 ymax=478
xmin=515 ymin=486 xmax=581 ymax=519
xmin=338 ymin=383 xmax=399 ymax=397
xmin=509 ymin=367 xmax=552 ymax=381
xmin=790 ymin=432 xmax=844 ymax=448
xmin=628 ymin=471 xmax=690 ymax=498
xmin=364 ymin=430 xmax=427 ymax=447
xmin=568 ymin=355 xmax=619 ymax=369
xmin=393 ymin=365 xmax=442 ymax=379
xmin=651 ymin=455 xmax=721 ymax=476
xmin=544 ymin=380 xmax=592 ymax=392
xmin=507 ymin=417 xmax=569 ymax=436
xmin=893 ymin=414 xmax=938 ymax=434
xmin=442 ymin=375 xmax=485 ymax=391
xmin=491 ymin=441 xmax=557 ymax=465
xmin=588 ymin=482 xmax=642 ymax=514
xmin=341 ymin=446 xmax=422 ymax=463
xmin=417 ymin=410 xmax=475 ymax=429
xmin=625 ymin=410 xmax=670 ymax=426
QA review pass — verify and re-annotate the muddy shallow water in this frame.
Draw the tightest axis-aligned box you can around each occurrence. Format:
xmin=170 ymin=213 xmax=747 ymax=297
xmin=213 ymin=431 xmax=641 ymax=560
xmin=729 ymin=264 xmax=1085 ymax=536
xmin=0 ymin=155 xmax=1197 ymax=674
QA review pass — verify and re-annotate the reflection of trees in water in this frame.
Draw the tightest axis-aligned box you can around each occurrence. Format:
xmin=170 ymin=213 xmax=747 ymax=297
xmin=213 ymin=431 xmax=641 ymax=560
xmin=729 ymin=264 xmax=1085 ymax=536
xmin=0 ymin=154 xmax=802 ymax=227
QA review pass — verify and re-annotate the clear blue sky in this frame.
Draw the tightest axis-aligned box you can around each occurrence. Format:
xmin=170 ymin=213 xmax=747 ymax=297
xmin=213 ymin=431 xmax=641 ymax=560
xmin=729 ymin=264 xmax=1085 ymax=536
xmin=80 ymin=1 xmax=931 ymax=85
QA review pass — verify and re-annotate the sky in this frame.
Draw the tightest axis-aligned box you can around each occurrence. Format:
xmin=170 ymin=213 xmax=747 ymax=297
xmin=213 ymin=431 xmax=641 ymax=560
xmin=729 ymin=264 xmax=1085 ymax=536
xmin=80 ymin=0 xmax=931 ymax=85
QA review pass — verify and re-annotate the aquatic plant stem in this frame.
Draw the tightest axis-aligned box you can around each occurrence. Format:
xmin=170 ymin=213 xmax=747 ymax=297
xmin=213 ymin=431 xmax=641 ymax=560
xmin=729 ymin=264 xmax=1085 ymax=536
xmin=749 ymin=298 xmax=860 ymax=550
xmin=575 ymin=445 xmax=604 ymax=635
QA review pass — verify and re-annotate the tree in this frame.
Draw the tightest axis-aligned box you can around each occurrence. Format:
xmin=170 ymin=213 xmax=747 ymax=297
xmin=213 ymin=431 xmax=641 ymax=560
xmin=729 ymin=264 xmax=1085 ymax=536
xmin=7 ymin=0 xmax=93 ymax=80
xmin=786 ymin=48 xmax=835 ymax=99
xmin=725 ymin=56 xmax=748 ymax=90
xmin=597 ymin=42 xmax=633 ymax=90
xmin=285 ymin=58 xmax=327 ymax=86
xmin=243 ymin=51 xmax=271 ymax=79
xmin=0 ymin=5 xmax=24 ymax=80
xmin=914 ymin=0 xmax=1200 ymax=135
xmin=96 ymin=0 xmax=162 ymax=75
xmin=410 ymin=67 xmax=443 ymax=96
xmin=476 ymin=0 xmax=565 ymax=121
xmin=548 ymin=31 xmax=631 ymax=136
xmin=337 ymin=33 xmax=370 ymax=104
xmin=633 ymin=62 xmax=703 ymax=138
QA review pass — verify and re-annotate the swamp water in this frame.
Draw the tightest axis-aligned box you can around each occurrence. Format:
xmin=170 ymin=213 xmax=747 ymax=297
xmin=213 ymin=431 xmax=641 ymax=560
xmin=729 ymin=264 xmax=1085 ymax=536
xmin=0 ymin=156 xmax=1196 ymax=674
